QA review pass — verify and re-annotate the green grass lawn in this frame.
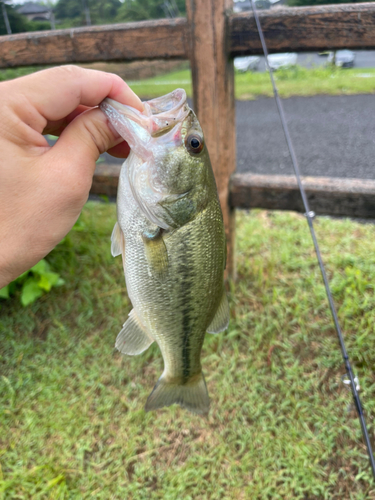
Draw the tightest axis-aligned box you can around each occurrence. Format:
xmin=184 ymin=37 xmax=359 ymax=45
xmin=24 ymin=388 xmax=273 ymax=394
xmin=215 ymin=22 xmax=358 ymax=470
xmin=2 ymin=64 xmax=375 ymax=100
xmin=1 ymin=203 xmax=375 ymax=498
xmin=126 ymin=66 xmax=375 ymax=99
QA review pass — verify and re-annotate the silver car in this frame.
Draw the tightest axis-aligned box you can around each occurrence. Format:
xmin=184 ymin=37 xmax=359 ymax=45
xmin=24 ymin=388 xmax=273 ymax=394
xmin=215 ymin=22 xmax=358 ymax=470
xmin=327 ymin=50 xmax=355 ymax=68
xmin=267 ymin=53 xmax=298 ymax=71
xmin=234 ymin=56 xmax=261 ymax=72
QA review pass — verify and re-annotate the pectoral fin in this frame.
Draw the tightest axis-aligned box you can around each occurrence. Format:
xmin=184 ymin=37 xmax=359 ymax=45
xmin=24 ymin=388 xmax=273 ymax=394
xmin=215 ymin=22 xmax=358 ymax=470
xmin=116 ymin=309 xmax=154 ymax=355
xmin=111 ymin=222 xmax=124 ymax=257
xmin=207 ymin=290 xmax=230 ymax=334
xmin=142 ymin=227 xmax=168 ymax=280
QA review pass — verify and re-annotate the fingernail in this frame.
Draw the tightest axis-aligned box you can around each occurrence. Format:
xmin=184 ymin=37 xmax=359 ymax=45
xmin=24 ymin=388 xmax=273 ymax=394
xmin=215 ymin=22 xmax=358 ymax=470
xmin=123 ymin=83 xmax=144 ymax=112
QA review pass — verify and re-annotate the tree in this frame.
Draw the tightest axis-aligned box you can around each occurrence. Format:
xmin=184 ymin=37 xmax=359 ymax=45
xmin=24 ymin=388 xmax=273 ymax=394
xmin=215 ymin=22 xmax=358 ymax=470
xmin=0 ymin=1 xmax=28 ymax=35
xmin=1 ymin=1 xmax=11 ymax=34
xmin=116 ymin=0 xmax=186 ymax=23
xmin=54 ymin=0 xmax=121 ymax=26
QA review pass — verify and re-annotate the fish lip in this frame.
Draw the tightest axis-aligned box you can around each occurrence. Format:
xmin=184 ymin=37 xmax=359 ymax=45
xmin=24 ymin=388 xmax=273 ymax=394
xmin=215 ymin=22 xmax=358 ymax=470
xmin=104 ymin=88 xmax=187 ymax=116
xmin=100 ymin=88 xmax=190 ymax=137
xmin=145 ymin=88 xmax=188 ymax=116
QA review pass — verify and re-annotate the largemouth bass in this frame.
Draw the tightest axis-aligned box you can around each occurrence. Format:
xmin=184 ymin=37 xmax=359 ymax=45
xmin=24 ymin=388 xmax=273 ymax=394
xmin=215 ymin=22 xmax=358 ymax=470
xmin=100 ymin=89 xmax=229 ymax=415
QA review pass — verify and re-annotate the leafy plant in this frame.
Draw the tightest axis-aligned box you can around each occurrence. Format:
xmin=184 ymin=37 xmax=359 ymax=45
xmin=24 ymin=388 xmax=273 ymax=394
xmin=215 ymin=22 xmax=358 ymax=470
xmin=0 ymin=259 xmax=64 ymax=307
xmin=0 ymin=216 xmax=87 ymax=306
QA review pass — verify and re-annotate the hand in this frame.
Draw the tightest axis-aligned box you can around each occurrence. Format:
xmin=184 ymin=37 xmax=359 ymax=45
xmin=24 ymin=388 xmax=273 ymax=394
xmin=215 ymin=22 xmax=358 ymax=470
xmin=0 ymin=65 xmax=142 ymax=288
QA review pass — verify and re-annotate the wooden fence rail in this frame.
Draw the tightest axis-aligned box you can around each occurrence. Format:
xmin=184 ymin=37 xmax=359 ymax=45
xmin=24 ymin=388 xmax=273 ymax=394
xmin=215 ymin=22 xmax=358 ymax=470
xmin=230 ymin=173 xmax=375 ymax=219
xmin=1 ymin=3 xmax=375 ymax=67
xmin=2 ymin=1 xmax=375 ymax=276
xmin=92 ymin=164 xmax=375 ymax=220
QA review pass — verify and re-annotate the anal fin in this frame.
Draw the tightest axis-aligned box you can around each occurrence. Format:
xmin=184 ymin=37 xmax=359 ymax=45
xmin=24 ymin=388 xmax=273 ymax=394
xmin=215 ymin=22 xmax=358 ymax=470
xmin=116 ymin=309 xmax=154 ymax=355
xmin=207 ymin=289 xmax=230 ymax=334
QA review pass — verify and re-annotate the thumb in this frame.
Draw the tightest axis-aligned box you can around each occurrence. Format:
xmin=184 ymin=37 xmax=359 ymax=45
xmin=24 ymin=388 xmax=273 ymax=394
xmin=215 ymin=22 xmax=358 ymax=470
xmin=50 ymin=107 xmax=125 ymax=177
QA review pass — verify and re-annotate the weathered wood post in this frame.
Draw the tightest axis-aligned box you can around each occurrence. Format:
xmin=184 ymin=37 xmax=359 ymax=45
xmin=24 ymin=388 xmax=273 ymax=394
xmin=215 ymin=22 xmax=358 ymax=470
xmin=186 ymin=0 xmax=236 ymax=279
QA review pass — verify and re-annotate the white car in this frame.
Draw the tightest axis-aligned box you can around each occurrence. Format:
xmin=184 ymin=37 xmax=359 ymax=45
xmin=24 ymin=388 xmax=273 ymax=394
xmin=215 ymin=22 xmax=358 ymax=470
xmin=267 ymin=53 xmax=297 ymax=70
xmin=234 ymin=56 xmax=260 ymax=72
xmin=327 ymin=50 xmax=355 ymax=68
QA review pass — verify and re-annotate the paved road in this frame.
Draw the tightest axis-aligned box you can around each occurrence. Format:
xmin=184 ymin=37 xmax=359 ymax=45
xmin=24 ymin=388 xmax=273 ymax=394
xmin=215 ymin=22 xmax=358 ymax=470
xmin=102 ymin=94 xmax=375 ymax=180
xmin=236 ymin=94 xmax=375 ymax=179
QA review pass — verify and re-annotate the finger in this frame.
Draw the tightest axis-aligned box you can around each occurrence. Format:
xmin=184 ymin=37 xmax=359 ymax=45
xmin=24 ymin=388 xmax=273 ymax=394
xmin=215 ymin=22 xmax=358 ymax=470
xmin=48 ymin=107 xmax=126 ymax=179
xmin=13 ymin=65 xmax=143 ymax=124
xmin=106 ymin=141 xmax=131 ymax=159
xmin=43 ymin=105 xmax=91 ymax=136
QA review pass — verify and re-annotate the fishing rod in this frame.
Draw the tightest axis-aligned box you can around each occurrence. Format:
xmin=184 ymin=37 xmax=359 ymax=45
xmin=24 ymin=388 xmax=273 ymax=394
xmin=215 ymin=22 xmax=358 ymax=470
xmin=250 ymin=0 xmax=375 ymax=479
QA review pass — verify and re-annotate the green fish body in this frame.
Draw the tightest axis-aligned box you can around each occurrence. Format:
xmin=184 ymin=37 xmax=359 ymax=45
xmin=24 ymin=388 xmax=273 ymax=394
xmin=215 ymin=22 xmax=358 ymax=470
xmin=101 ymin=89 xmax=229 ymax=415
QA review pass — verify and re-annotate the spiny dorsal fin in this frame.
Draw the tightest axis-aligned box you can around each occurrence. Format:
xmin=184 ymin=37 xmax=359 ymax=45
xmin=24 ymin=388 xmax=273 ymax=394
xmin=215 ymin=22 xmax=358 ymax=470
xmin=207 ymin=289 xmax=229 ymax=334
xmin=115 ymin=309 xmax=154 ymax=356
xmin=111 ymin=222 xmax=124 ymax=257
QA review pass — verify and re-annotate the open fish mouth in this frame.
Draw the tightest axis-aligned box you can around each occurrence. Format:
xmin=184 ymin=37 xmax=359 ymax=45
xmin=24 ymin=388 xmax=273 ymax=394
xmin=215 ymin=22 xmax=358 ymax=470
xmin=100 ymin=89 xmax=194 ymax=230
xmin=100 ymin=88 xmax=190 ymax=153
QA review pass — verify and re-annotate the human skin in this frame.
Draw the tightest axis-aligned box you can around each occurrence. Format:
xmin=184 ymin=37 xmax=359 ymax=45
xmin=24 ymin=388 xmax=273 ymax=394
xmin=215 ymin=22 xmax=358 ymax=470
xmin=0 ymin=65 xmax=143 ymax=288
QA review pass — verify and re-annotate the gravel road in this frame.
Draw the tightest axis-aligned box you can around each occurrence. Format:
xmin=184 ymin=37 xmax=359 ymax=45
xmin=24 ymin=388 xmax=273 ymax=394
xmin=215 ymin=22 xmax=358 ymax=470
xmin=102 ymin=94 xmax=375 ymax=180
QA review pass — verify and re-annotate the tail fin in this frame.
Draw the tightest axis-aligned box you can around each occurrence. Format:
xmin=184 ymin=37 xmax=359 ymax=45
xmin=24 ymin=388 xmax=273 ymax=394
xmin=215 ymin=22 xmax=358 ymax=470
xmin=145 ymin=372 xmax=210 ymax=416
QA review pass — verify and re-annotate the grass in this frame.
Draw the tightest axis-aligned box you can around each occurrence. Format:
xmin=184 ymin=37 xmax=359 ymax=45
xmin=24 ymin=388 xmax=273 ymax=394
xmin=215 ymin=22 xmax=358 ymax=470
xmin=125 ymin=65 xmax=375 ymax=99
xmin=2 ymin=64 xmax=375 ymax=100
xmin=1 ymin=203 xmax=375 ymax=498
xmin=234 ymin=65 xmax=375 ymax=99
xmin=0 ymin=66 xmax=48 ymax=82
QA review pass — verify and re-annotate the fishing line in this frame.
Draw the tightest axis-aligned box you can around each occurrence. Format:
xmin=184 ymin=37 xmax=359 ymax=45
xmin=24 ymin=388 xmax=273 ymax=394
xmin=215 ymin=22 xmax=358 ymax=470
xmin=250 ymin=0 xmax=375 ymax=478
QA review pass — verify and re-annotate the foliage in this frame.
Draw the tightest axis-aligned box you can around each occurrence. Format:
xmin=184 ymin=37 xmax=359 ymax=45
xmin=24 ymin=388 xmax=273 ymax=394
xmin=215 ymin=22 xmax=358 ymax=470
xmin=53 ymin=0 xmax=186 ymax=26
xmin=0 ymin=66 xmax=48 ymax=82
xmin=25 ymin=19 xmax=52 ymax=31
xmin=1 ymin=203 xmax=375 ymax=498
xmin=0 ymin=2 xmax=52 ymax=34
xmin=0 ymin=216 xmax=87 ymax=307
xmin=54 ymin=0 xmax=121 ymax=26
xmin=0 ymin=259 xmax=64 ymax=307
xmin=0 ymin=2 xmax=28 ymax=35
xmin=116 ymin=0 xmax=186 ymax=22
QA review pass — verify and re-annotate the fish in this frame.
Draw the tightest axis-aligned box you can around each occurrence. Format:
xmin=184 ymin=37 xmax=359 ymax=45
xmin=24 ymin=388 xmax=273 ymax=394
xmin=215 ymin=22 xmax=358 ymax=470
xmin=100 ymin=89 xmax=229 ymax=415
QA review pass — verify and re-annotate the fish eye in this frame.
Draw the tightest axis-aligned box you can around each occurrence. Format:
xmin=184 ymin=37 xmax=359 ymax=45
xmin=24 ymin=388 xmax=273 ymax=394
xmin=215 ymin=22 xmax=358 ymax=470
xmin=186 ymin=134 xmax=204 ymax=154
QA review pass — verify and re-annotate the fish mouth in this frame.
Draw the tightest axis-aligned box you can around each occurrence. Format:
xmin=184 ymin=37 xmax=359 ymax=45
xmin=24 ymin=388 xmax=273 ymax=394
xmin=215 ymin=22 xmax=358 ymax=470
xmin=100 ymin=88 xmax=190 ymax=140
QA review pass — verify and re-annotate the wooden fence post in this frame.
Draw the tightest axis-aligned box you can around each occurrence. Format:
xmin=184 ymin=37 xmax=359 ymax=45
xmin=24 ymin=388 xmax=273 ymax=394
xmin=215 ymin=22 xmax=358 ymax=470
xmin=186 ymin=0 xmax=236 ymax=280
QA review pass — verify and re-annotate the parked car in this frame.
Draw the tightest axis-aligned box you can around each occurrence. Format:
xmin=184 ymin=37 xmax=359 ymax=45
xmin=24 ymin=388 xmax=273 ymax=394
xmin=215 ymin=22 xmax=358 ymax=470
xmin=234 ymin=56 xmax=260 ymax=72
xmin=267 ymin=53 xmax=297 ymax=70
xmin=327 ymin=50 xmax=355 ymax=68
